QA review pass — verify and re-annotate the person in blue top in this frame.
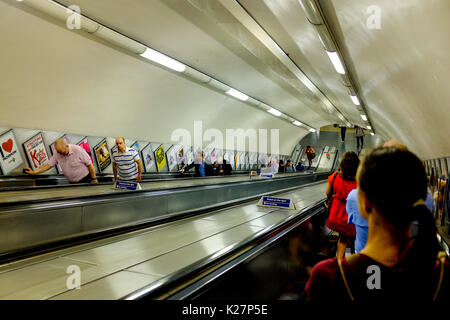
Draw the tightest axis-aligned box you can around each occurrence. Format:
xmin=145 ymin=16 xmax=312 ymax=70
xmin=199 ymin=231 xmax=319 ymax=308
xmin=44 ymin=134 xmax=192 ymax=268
xmin=346 ymin=189 xmax=368 ymax=253
xmin=179 ymin=151 xmax=213 ymax=177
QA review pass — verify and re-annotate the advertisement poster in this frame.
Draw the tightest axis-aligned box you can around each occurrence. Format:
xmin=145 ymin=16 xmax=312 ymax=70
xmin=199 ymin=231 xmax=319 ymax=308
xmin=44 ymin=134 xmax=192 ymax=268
xmin=49 ymin=135 xmax=68 ymax=174
xmin=0 ymin=130 xmax=24 ymax=175
xmin=77 ymin=137 xmax=94 ymax=165
xmin=23 ymin=132 xmax=50 ymax=171
xmin=235 ymin=152 xmax=241 ymax=170
xmin=185 ymin=147 xmax=193 ymax=166
xmin=244 ymin=152 xmax=250 ymax=170
xmin=224 ymin=150 xmax=235 ymax=169
xmin=131 ymin=141 xmax=140 ymax=152
xmin=240 ymin=152 xmax=246 ymax=170
xmin=155 ymin=145 xmax=166 ymax=172
xmin=141 ymin=143 xmax=155 ymax=172
xmin=166 ymin=145 xmax=178 ymax=171
xmin=94 ymin=139 xmax=111 ymax=172
xmin=177 ymin=146 xmax=189 ymax=168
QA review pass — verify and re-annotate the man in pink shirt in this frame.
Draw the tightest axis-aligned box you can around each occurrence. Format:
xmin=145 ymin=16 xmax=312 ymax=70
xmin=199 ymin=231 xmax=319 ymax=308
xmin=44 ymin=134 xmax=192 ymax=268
xmin=25 ymin=139 xmax=98 ymax=184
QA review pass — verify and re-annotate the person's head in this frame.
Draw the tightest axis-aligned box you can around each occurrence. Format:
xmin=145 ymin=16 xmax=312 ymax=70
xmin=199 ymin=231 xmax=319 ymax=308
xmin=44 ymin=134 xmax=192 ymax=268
xmin=279 ymin=159 xmax=284 ymax=165
xmin=223 ymin=159 xmax=227 ymax=164
xmin=383 ymin=139 xmax=408 ymax=150
xmin=357 ymin=147 xmax=439 ymax=275
xmin=306 ymin=145 xmax=311 ymax=149
xmin=115 ymin=137 xmax=126 ymax=153
xmin=338 ymin=151 xmax=360 ymax=181
xmin=287 ymin=160 xmax=291 ymax=165
xmin=55 ymin=139 xmax=69 ymax=156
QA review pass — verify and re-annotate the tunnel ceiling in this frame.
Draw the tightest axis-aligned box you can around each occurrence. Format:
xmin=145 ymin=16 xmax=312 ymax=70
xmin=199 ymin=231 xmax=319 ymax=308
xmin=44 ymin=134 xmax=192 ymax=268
xmin=0 ymin=0 xmax=449 ymax=158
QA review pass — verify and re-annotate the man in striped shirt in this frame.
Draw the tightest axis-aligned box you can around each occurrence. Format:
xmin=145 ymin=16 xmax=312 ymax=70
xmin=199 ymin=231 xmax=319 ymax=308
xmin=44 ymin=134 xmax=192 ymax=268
xmin=112 ymin=137 xmax=143 ymax=181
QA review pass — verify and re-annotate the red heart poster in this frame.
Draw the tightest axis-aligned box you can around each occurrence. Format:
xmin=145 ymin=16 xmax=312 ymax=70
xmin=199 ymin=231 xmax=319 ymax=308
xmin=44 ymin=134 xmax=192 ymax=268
xmin=2 ymin=139 xmax=13 ymax=153
xmin=0 ymin=130 xmax=24 ymax=175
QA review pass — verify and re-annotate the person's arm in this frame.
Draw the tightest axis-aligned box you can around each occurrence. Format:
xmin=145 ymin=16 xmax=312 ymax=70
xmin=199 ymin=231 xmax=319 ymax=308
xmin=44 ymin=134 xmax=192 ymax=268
xmin=88 ymin=164 xmax=97 ymax=184
xmin=136 ymin=159 xmax=143 ymax=181
xmin=326 ymin=181 xmax=332 ymax=196
xmin=179 ymin=162 xmax=194 ymax=173
xmin=112 ymin=162 xmax=118 ymax=181
xmin=24 ymin=163 xmax=52 ymax=175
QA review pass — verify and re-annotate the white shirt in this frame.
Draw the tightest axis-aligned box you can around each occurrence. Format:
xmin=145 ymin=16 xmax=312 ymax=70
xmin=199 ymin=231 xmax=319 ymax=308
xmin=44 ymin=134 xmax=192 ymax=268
xmin=112 ymin=147 xmax=140 ymax=180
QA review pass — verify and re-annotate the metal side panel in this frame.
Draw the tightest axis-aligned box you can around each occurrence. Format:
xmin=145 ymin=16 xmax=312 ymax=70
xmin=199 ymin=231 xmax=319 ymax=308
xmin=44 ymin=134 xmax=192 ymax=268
xmin=81 ymin=195 xmax=169 ymax=231
xmin=0 ymin=257 xmax=110 ymax=300
xmin=0 ymin=206 xmax=83 ymax=254
xmin=127 ymin=224 xmax=264 ymax=278
xmin=51 ymin=271 xmax=161 ymax=300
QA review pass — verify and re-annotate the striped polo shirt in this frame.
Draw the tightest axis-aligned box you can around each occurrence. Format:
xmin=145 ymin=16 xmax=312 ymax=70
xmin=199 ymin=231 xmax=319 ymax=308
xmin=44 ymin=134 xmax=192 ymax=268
xmin=112 ymin=147 xmax=140 ymax=180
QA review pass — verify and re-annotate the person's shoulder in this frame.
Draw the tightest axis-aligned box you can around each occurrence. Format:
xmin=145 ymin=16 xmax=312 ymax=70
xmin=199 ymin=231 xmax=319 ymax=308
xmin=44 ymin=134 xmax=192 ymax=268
xmin=347 ymin=189 xmax=358 ymax=201
xmin=310 ymin=258 xmax=339 ymax=279
xmin=70 ymin=144 xmax=83 ymax=152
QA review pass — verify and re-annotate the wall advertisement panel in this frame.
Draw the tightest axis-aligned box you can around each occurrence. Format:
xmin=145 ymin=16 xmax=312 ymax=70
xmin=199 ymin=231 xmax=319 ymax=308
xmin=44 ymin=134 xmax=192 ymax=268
xmin=166 ymin=145 xmax=179 ymax=171
xmin=0 ymin=129 xmax=24 ymax=175
xmin=141 ymin=143 xmax=155 ymax=172
xmin=23 ymin=132 xmax=50 ymax=171
xmin=155 ymin=145 xmax=166 ymax=172
xmin=77 ymin=137 xmax=94 ymax=165
xmin=94 ymin=139 xmax=111 ymax=172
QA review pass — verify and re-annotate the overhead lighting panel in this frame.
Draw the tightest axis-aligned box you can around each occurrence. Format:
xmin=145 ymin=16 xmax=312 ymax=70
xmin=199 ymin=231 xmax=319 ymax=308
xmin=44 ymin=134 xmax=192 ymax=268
xmin=140 ymin=47 xmax=186 ymax=72
xmin=309 ymin=128 xmax=316 ymax=133
xmin=326 ymin=51 xmax=345 ymax=74
xmin=293 ymin=120 xmax=303 ymax=126
xmin=361 ymin=115 xmax=368 ymax=121
xmin=267 ymin=108 xmax=282 ymax=117
xmin=226 ymin=88 xmax=248 ymax=101
xmin=350 ymin=95 xmax=360 ymax=105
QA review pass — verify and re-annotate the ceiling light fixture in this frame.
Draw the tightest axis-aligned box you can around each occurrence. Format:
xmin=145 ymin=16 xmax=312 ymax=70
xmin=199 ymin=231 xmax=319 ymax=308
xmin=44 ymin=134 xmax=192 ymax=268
xmin=326 ymin=51 xmax=345 ymax=74
xmin=361 ymin=115 xmax=368 ymax=121
xmin=293 ymin=120 xmax=302 ymax=126
xmin=267 ymin=108 xmax=282 ymax=117
xmin=226 ymin=88 xmax=248 ymax=101
xmin=309 ymin=128 xmax=316 ymax=133
xmin=140 ymin=47 xmax=186 ymax=72
xmin=350 ymin=95 xmax=360 ymax=105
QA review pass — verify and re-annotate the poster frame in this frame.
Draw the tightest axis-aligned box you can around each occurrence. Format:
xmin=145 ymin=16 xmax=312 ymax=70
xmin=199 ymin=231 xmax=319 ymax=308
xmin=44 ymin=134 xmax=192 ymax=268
xmin=22 ymin=131 xmax=50 ymax=171
xmin=140 ymin=143 xmax=155 ymax=173
xmin=93 ymin=138 xmax=111 ymax=173
xmin=0 ymin=129 xmax=24 ymax=175
xmin=76 ymin=136 xmax=94 ymax=165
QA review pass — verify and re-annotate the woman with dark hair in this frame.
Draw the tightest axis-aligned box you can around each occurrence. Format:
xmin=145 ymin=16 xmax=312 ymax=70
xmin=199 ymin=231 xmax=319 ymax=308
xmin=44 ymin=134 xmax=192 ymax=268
xmin=305 ymin=146 xmax=315 ymax=170
xmin=306 ymin=147 xmax=449 ymax=300
xmin=326 ymin=151 xmax=360 ymax=258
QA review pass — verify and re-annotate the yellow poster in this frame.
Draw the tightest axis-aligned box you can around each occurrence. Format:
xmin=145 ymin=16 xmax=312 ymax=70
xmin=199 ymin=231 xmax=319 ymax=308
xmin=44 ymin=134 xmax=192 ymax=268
xmin=155 ymin=145 xmax=166 ymax=171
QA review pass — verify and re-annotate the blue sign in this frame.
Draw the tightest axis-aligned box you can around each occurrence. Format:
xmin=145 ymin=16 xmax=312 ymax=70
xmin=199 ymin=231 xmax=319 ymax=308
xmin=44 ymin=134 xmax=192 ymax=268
xmin=115 ymin=181 xmax=139 ymax=191
xmin=262 ymin=196 xmax=291 ymax=208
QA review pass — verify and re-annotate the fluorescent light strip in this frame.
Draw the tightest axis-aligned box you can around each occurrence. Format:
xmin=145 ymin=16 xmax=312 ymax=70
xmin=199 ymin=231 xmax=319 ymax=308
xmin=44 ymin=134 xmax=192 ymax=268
xmin=326 ymin=51 xmax=345 ymax=74
xmin=226 ymin=88 xmax=248 ymax=101
xmin=140 ymin=48 xmax=186 ymax=72
xmin=350 ymin=95 xmax=360 ymax=105
xmin=267 ymin=108 xmax=282 ymax=117
xmin=370 ymin=132 xmax=374 ymax=136
xmin=293 ymin=120 xmax=302 ymax=126
xmin=309 ymin=128 xmax=316 ymax=133
xmin=361 ymin=114 xmax=368 ymax=121
xmin=367 ymin=126 xmax=372 ymax=130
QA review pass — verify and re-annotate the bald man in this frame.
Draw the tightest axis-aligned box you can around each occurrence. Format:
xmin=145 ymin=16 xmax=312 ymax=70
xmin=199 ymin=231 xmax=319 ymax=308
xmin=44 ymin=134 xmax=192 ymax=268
xmin=25 ymin=139 xmax=97 ymax=184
